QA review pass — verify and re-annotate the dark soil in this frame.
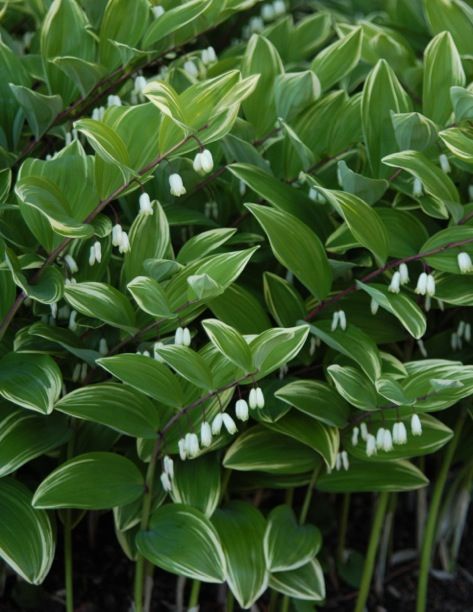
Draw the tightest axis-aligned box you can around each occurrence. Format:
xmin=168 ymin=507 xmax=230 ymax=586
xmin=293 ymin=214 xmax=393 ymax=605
xmin=1 ymin=495 xmax=472 ymax=611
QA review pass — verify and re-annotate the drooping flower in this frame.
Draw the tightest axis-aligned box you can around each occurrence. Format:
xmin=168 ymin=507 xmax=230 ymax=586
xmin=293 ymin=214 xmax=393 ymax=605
xmin=65 ymin=255 xmax=78 ymax=274
xmin=392 ymin=421 xmax=407 ymax=445
xmin=415 ymin=272 xmax=428 ymax=295
xmin=211 ymin=413 xmax=223 ymax=435
xmin=255 ymin=387 xmax=265 ymax=409
xmin=248 ymin=388 xmax=257 ymax=410
xmin=174 ymin=327 xmax=184 ymax=345
xmin=178 ymin=439 xmax=187 ymax=461
xmin=426 ymin=274 xmax=436 ymax=297
xmin=235 ymin=399 xmax=249 ymax=421
xmin=366 ymin=434 xmax=377 ymax=457
xmin=163 ymin=456 xmax=174 ymax=479
xmin=457 ymin=252 xmax=473 ymax=273
xmin=413 ymin=177 xmax=423 ymax=197
xmin=340 ymin=450 xmax=349 ymax=471
xmin=185 ymin=432 xmax=200 ymax=457
xmin=439 ymin=153 xmax=451 ymax=174
xmin=200 ymin=421 xmax=212 ymax=447
xmin=376 ymin=427 xmax=386 ymax=450
xmin=151 ymin=5 xmax=165 ymax=18
xmin=169 ymin=173 xmax=186 ymax=197
xmin=411 ymin=413 xmax=422 ymax=436
xmin=183 ymin=60 xmax=199 ymax=78
xmin=118 ymin=231 xmax=130 ymax=254
xmin=112 ymin=224 xmax=123 ymax=247
xmin=222 ymin=413 xmax=237 ymax=435
xmin=388 ymin=271 xmax=401 ymax=293
xmin=399 ymin=263 xmax=409 ymax=285
xmin=382 ymin=429 xmax=393 ymax=452
xmin=351 ymin=427 xmax=359 ymax=447
xmin=139 ymin=192 xmax=153 ymax=216
xmin=160 ymin=472 xmax=172 ymax=492
xmin=360 ymin=422 xmax=368 ymax=441
xmin=99 ymin=338 xmax=108 ymax=356
xmin=182 ymin=327 xmax=191 ymax=347
xmin=202 ymin=46 xmax=217 ymax=64
xmin=193 ymin=149 xmax=214 ymax=174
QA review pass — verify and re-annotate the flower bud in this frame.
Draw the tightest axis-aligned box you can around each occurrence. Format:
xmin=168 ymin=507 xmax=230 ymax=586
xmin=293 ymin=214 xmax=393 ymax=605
xmin=112 ymin=224 xmax=123 ymax=246
xmin=152 ymin=5 xmax=165 ymax=18
xmin=382 ymin=429 xmax=393 ymax=452
xmin=160 ymin=472 xmax=172 ymax=492
xmin=200 ymin=421 xmax=212 ymax=447
xmin=457 ymin=251 xmax=473 ymax=273
xmin=255 ymin=387 xmax=265 ymax=409
xmin=411 ymin=413 xmax=422 ymax=436
xmin=235 ymin=399 xmax=249 ymax=421
xmin=366 ymin=434 xmax=377 ymax=457
xmin=169 ymin=173 xmax=186 ymax=197
xmin=65 ymin=255 xmax=78 ymax=274
xmin=178 ymin=438 xmax=187 ymax=461
xmin=222 ymin=413 xmax=237 ymax=435
xmin=211 ymin=413 xmax=223 ymax=435
xmin=399 ymin=263 xmax=409 ymax=284
xmin=182 ymin=327 xmax=191 ymax=347
xmin=183 ymin=60 xmax=199 ymax=78
xmin=351 ymin=427 xmax=359 ymax=446
xmin=174 ymin=327 xmax=184 ymax=345
xmin=415 ymin=272 xmax=428 ymax=295
xmin=248 ymin=388 xmax=258 ymax=410
xmin=439 ymin=153 xmax=451 ymax=174
xmin=341 ymin=450 xmax=349 ymax=471
xmin=99 ymin=338 xmax=108 ymax=356
xmin=388 ymin=271 xmax=401 ymax=293
xmin=139 ymin=192 xmax=153 ymax=216
xmin=163 ymin=456 xmax=174 ymax=479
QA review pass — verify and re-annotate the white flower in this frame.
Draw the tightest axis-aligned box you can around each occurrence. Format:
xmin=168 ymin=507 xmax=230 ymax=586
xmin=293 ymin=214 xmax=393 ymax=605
xmin=235 ymin=399 xmax=249 ymax=421
xmin=72 ymin=363 xmax=81 ymax=382
xmin=351 ymin=427 xmax=359 ymax=446
xmin=439 ymin=153 xmax=451 ymax=174
xmin=160 ymin=472 xmax=172 ymax=492
xmin=370 ymin=298 xmax=379 ymax=315
xmin=185 ymin=432 xmax=199 ymax=457
xmin=107 ymin=94 xmax=121 ymax=107
xmin=417 ymin=339 xmax=428 ymax=357
xmin=112 ymin=224 xmax=123 ymax=246
xmin=255 ymin=387 xmax=265 ymax=409
xmin=89 ymin=245 xmax=96 ymax=266
xmin=261 ymin=4 xmax=275 ymax=20
xmin=200 ymin=421 xmax=212 ymax=447
xmin=68 ymin=310 xmax=78 ymax=331
xmin=413 ymin=177 xmax=423 ymax=197
xmin=202 ymin=46 xmax=217 ymax=64
xmin=273 ymin=0 xmax=286 ymax=14
xmin=211 ymin=413 xmax=223 ymax=435
xmin=118 ymin=232 xmax=130 ymax=254
xmin=411 ymin=413 xmax=422 ymax=436
xmin=222 ymin=413 xmax=237 ymax=435
xmin=182 ymin=327 xmax=191 ymax=347
xmin=451 ymin=332 xmax=460 ymax=351
xmin=139 ymin=192 xmax=153 ymax=216
xmin=415 ymin=272 xmax=428 ymax=295
xmin=309 ymin=337 xmax=318 ymax=356
xmin=99 ymin=338 xmax=108 ymax=356
xmin=178 ymin=438 xmax=187 ymax=460
xmin=249 ymin=16 xmax=264 ymax=32
xmin=331 ymin=311 xmax=339 ymax=331
xmin=341 ymin=450 xmax=349 ymax=471
xmin=174 ymin=327 xmax=184 ymax=345
xmin=388 ymin=271 xmax=401 ymax=293
xmin=457 ymin=252 xmax=473 ymax=273
xmin=376 ymin=427 xmax=386 ymax=450
xmin=134 ymin=75 xmax=147 ymax=94
xmin=193 ymin=149 xmax=214 ymax=174
xmin=382 ymin=429 xmax=393 ymax=452
xmin=465 ymin=323 xmax=472 ymax=342
xmin=169 ymin=173 xmax=186 ymax=197
xmin=335 ymin=453 xmax=342 ymax=471
xmin=151 ymin=5 xmax=165 ymax=18
xmin=94 ymin=241 xmax=102 ymax=263
xmin=331 ymin=310 xmax=347 ymax=331
xmin=153 ymin=341 xmax=164 ymax=362
xmin=399 ymin=263 xmax=409 ymax=284
xmin=249 ymin=388 xmax=257 ymax=410
xmin=308 ymin=187 xmax=317 ymax=201
xmin=163 ymin=456 xmax=174 ymax=479
xmin=426 ymin=274 xmax=436 ymax=297
xmin=392 ymin=422 xmax=407 ymax=445
xmin=183 ymin=60 xmax=199 ymax=78
xmin=65 ymin=255 xmax=78 ymax=274
xmin=366 ymin=434 xmax=377 ymax=457
xmin=50 ymin=302 xmax=58 ymax=319
xmin=360 ymin=422 xmax=368 ymax=441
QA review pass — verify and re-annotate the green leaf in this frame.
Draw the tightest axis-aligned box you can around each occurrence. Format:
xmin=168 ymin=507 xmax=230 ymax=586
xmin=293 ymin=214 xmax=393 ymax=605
xmin=9 ymin=85 xmax=63 ymax=139
xmin=362 ymin=59 xmax=411 ymax=177
xmin=311 ymin=27 xmax=362 ymax=91
xmin=74 ymin=118 xmax=132 ymax=174
xmin=142 ymin=0 xmax=212 ymax=48
xmin=177 ymin=228 xmax=236 ymax=265
xmin=420 ymin=226 xmax=473 ymax=273
xmin=241 ymin=34 xmax=284 ymax=136
xmin=266 ymin=410 xmax=339 ymax=468
xmin=318 ymin=458 xmax=429 ymax=492
xmin=212 ymin=501 xmax=268 ymax=608
xmin=0 ymin=352 xmax=62 ymax=415
xmin=16 ymin=175 xmax=94 ymax=239
xmin=32 ymin=452 xmax=145 ymax=510
xmin=0 ymin=479 xmax=55 ymax=584
xmin=307 ymin=321 xmax=382 ymax=382
xmin=202 ymin=319 xmax=253 ymax=372
xmin=269 ymin=559 xmax=325 ymax=602
xmin=336 ymin=161 xmax=388 ymax=205
xmin=391 ymin=112 xmax=438 ymax=151
xmin=274 ymin=71 xmax=321 ymax=121
xmin=308 ymin=186 xmax=389 ymax=263
xmin=275 ymin=380 xmax=350 ymax=427
xmin=187 ymin=274 xmax=224 ymax=300
xmin=55 ymin=383 xmax=160 ymax=438
xmin=246 ymin=203 xmax=331 ymax=300
xmin=264 ymin=505 xmax=322 ymax=572
xmin=250 ymin=325 xmax=310 ymax=379
xmin=52 ymin=56 xmax=104 ymax=97
xmin=382 ymin=150 xmax=459 ymax=209
xmin=0 ymin=409 xmax=69 ymax=477
xmin=191 ymin=248 xmax=258 ymax=293
xmin=424 ymin=0 xmax=473 ymax=55
xmin=345 ymin=414 xmax=453 ymax=461
xmin=450 ymin=86 xmax=473 ymax=122
xmin=136 ymin=503 xmax=226 ymax=582
xmin=170 ymin=454 xmax=221 ymax=517
xmin=209 ymin=283 xmax=272 ymax=334
xmin=28 ymin=323 xmax=99 ymax=366
xmin=263 ymin=272 xmax=306 ymax=327
xmin=64 ymin=281 xmax=136 ymax=332
xmin=143 ymin=80 xmax=186 ymax=126
xmin=327 ymin=365 xmax=378 ymax=411
xmin=127 ymin=276 xmax=175 ymax=319
xmin=439 ymin=126 xmax=473 ymax=165
xmin=356 ymin=282 xmax=427 ymax=339
xmin=4 ymin=250 xmax=64 ymax=304
xmin=423 ymin=31 xmax=465 ymax=125
xmin=155 ymin=345 xmax=214 ymax=390
xmin=224 ymin=426 xmax=320 ymax=475
xmin=97 ymin=354 xmax=183 ymax=408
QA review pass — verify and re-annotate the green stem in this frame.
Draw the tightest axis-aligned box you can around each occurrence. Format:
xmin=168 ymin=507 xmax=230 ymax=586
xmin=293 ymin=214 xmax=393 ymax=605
xmin=64 ymin=510 xmax=73 ymax=612
xmin=226 ymin=588 xmax=234 ymax=612
xmin=299 ymin=464 xmax=322 ymax=524
xmin=416 ymin=411 xmax=465 ymax=612
xmin=188 ymin=580 xmax=201 ymax=608
xmin=354 ymin=492 xmax=390 ymax=612
xmin=337 ymin=493 xmax=351 ymax=564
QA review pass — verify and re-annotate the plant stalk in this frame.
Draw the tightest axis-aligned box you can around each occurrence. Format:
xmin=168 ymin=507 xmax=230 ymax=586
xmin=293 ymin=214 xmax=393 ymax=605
xmin=354 ymin=491 xmax=390 ymax=612
xmin=188 ymin=580 xmax=201 ymax=608
xmin=416 ymin=411 xmax=465 ymax=612
xmin=337 ymin=493 xmax=351 ymax=564
xmin=64 ymin=510 xmax=74 ymax=612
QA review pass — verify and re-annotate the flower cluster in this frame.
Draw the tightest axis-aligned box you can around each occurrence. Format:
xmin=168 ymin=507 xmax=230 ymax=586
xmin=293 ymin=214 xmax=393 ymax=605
xmin=160 ymin=455 xmax=174 ymax=492
xmin=111 ymin=224 xmax=130 ymax=253
xmin=331 ymin=310 xmax=347 ymax=331
xmin=353 ymin=415 xmax=423 ymax=457
xmin=193 ymin=149 xmax=214 ymax=174
xmin=451 ymin=320 xmax=472 ymax=350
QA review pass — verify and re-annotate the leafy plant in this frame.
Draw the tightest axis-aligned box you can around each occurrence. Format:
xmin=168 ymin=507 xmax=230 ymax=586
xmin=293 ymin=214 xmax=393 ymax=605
xmin=0 ymin=1 xmax=472 ymax=611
